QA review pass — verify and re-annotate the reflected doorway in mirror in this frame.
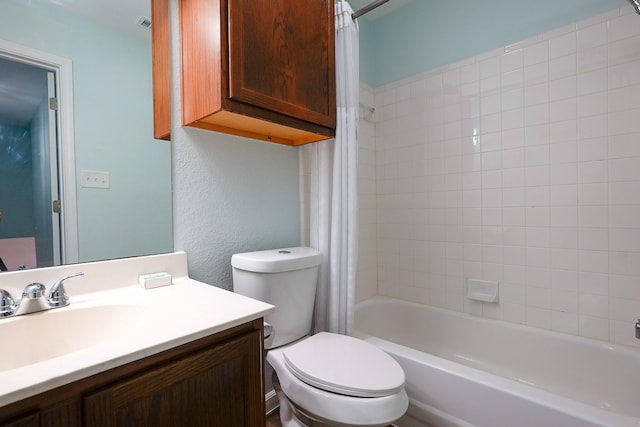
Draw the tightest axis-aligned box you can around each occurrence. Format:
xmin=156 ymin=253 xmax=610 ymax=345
xmin=0 ymin=39 xmax=78 ymax=270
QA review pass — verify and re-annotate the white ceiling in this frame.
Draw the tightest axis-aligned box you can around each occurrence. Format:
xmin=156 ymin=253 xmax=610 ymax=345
xmin=0 ymin=58 xmax=49 ymax=126
xmin=48 ymin=0 xmax=151 ymax=39
xmin=40 ymin=0 xmax=408 ymax=35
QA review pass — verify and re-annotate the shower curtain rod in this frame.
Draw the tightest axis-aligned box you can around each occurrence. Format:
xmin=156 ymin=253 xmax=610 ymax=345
xmin=352 ymin=0 xmax=392 ymax=20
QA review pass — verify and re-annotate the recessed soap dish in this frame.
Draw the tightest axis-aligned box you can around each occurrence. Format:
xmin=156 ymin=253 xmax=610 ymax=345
xmin=467 ymin=279 xmax=499 ymax=303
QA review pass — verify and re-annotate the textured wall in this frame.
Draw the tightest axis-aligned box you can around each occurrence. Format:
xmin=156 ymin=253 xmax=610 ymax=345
xmin=168 ymin=0 xmax=301 ymax=290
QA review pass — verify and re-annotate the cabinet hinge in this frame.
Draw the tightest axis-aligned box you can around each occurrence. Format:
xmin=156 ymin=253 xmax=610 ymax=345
xmin=49 ymin=97 xmax=58 ymax=111
xmin=52 ymin=200 xmax=61 ymax=214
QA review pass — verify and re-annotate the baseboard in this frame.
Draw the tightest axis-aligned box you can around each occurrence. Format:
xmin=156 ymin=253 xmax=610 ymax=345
xmin=265 ymin=390 xmax=279 ymax=415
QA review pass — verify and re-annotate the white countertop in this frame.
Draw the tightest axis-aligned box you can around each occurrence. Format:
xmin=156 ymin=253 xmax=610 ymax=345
xmin=0 ymin=252 xmax=274 ymax=407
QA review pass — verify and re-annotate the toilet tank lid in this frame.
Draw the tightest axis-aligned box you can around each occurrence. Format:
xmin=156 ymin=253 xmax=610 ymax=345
xmin=231 ymin=247 xmax=321 ymax=273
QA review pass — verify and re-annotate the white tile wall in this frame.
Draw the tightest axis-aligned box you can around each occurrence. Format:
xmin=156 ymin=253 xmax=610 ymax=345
xmin=365 ymin=6 xmax=640 ymax=348
xmin=357 ymin=84 xmax=378 ymax=303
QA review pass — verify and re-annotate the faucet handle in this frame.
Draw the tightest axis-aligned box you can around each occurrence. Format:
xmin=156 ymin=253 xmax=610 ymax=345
xmin=48 ymin=272 xmax=84 ymax=307
xmin=22 ymin=283 xmax=46 ymax=299
xmin=0 ymin=289 xmax=16 ymax=317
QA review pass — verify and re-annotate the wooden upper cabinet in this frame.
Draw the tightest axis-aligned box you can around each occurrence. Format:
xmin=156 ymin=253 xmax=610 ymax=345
xmin=151 ymin=0 xmax=171 ymax=140
xmin=180 ymin=0 xmax=336 ymax=146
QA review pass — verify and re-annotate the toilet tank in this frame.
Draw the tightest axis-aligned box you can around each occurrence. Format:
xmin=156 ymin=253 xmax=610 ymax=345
xmin=231 ymin=247 xmax=321 ymax=349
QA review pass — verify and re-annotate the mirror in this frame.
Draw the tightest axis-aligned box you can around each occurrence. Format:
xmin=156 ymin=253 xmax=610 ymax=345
xmin=0 ymin=0 xmax=172 ymax=270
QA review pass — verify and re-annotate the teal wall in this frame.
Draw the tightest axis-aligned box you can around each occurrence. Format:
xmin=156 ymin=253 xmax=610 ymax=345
xmin=0 ymin=0 xmax=173 ymax=262
xmin=0 ymin=123 xmax=33 ymax=239
xmin=360 ymin=0 xmax=629 ymax=87
xmin=358 ymin=19 xmax=377 ymax=87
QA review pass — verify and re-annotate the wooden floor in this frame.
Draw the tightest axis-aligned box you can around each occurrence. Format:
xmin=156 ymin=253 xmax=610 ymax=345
xmin=265 ymin=409 xmax=281 ymax=427
xmin=265 ymin=409 xmax=395 ymax=427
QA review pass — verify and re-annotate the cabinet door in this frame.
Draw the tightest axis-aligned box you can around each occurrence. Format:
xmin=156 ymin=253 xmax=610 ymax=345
xmin=0 ymin=412 xmax=39 ymax=427
xmin=227 ymin=0 xmax=335 ymax=128
xmin=84 ymin=331 xmax=263 ymax=427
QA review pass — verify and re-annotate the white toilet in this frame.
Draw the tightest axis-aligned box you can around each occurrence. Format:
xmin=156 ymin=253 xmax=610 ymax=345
xmin=231 ymin=247 xmax=408 ymax=427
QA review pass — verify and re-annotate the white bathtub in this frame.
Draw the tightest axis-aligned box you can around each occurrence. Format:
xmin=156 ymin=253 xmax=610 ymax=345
xmin=353 ymin=297 xmax=640 ymax=427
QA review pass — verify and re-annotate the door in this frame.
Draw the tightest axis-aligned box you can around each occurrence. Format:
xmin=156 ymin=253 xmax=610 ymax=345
xmin=28 ymin=70 xmax=62 ymax=268
xmin=47 ymin=71 xmax=62 ymax=266
xmin=0 ymin=56 xmax=61 ymax=269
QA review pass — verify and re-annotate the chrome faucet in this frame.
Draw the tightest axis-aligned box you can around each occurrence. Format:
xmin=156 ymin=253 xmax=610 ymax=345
xmin=48 ymin=272 xmax=83 ymax=307
xmin=14 ymin=282 xmax=50 ymax=315
xmin=0 ymin=272 xmax=83 ymax=319
xmin=0 ymin=288 xmax=16 ymax=317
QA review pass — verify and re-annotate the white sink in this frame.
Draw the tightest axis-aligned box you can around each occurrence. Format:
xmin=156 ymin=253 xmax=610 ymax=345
xmin=0 ymin=303 xmax=154 ymax=371
xmin=0 ymin=253 xmax=273 ymax=409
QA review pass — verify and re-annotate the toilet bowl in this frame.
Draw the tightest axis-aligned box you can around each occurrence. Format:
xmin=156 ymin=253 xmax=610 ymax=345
xmin=268 ymin=333 xmax=408 ymax=427
xmin=231 ymin=247 xmax=408 ymax=427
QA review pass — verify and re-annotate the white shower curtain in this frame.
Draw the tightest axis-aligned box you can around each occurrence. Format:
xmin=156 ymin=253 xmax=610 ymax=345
xmin=300 ymin=0 xmax=359 ymax=336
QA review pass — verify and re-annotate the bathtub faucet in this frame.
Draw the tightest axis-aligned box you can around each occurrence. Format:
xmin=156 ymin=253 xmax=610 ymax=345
xmin=636 ymin=319 xmax=640 ymax=339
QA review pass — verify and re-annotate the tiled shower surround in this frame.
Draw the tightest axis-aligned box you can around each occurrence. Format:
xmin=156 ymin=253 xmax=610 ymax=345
xmin=357 ymin=7 xmax=640 ymax=348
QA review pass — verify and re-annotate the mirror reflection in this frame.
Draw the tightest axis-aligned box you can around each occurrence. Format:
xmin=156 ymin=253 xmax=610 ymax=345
xmin=0 ymin=0 xmax=172 ymax=271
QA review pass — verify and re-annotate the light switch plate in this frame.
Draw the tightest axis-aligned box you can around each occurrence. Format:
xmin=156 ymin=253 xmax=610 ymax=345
xmin=81 ymin=170 xmax=110 ymax=189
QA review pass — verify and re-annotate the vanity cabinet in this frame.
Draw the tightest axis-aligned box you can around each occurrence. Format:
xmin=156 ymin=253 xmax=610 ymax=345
xmin=0 ymin=320 xmax=264 ymax=427
xmin=0 ymin=412 xmax=38 ymax=427
xmin=178 ymin=0 xmax=336 ymax=146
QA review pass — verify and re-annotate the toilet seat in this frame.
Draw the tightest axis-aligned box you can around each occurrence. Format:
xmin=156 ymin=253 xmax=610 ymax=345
xmin=267 ymin=333 xmax=409 ymax=426
xmin=282 ymin=332 xmax=405 ymax=397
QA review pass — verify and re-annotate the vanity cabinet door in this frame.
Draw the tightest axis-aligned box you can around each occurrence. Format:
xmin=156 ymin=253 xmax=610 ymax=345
xmin=83 ymin=330 xmax=263 ymax=427
xmin=0 ymin=412 xmax=39 ymax=427
xmin=179 ymin=0 xmax=336 ymax=146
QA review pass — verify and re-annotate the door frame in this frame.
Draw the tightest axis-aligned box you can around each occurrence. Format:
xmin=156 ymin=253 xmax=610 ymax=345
xmin=0 ymin=39 xmax=79 ymax=265
xmin=47 ymin=71 xmax=62 ymax=266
